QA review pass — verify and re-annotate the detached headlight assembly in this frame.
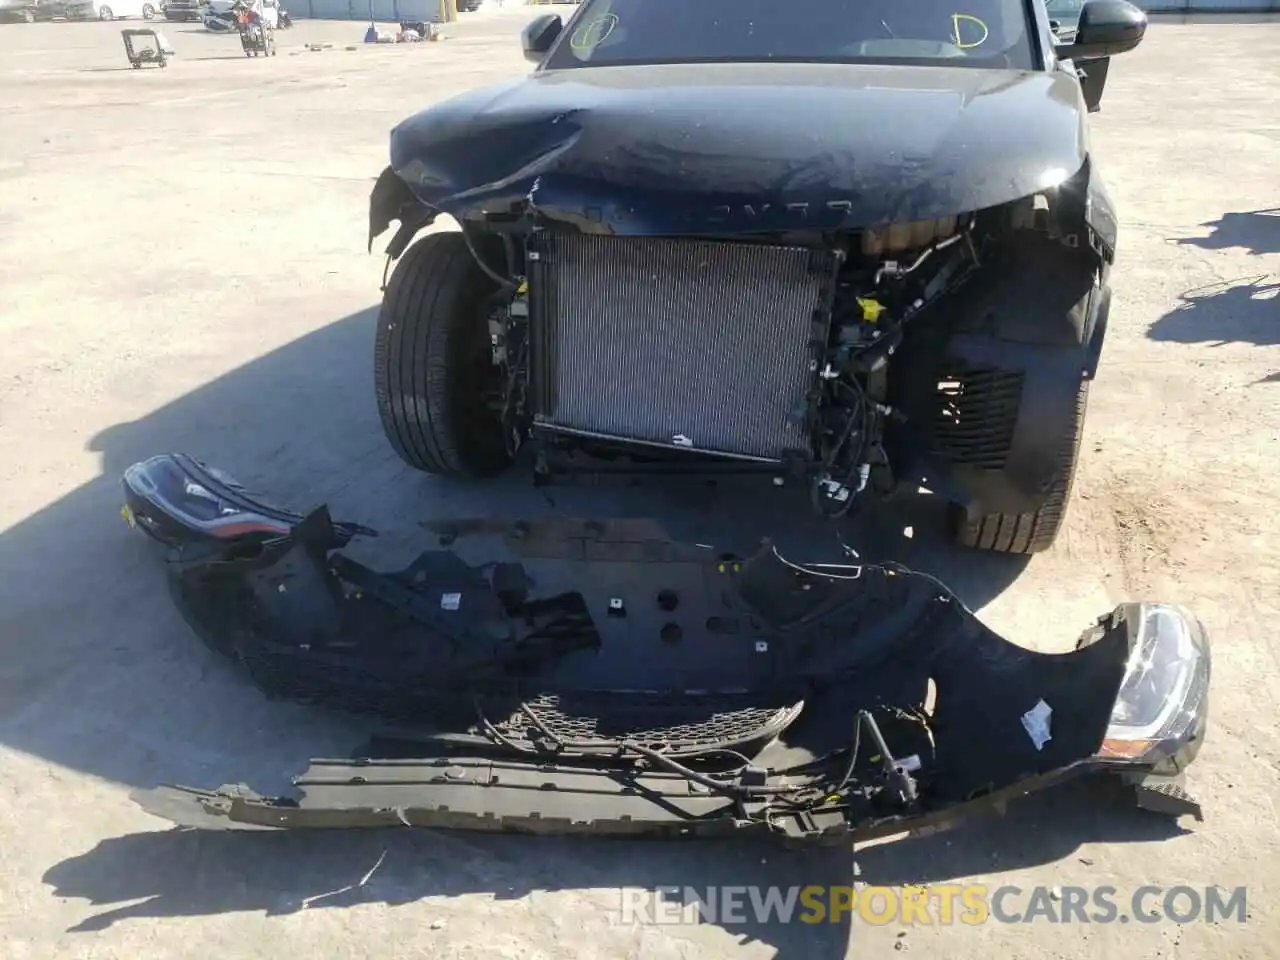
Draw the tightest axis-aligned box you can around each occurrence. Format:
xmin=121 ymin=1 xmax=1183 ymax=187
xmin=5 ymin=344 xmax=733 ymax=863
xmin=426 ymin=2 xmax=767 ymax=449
xmin=1098 ymin=603 xmax=1210 ymax=767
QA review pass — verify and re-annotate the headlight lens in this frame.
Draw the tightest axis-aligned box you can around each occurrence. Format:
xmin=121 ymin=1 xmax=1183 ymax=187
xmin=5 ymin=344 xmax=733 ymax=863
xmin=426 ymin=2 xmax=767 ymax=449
xmin=1098 ymin=604 xmax=1209 ymax=761
xmin=122 ymin=454 xmax=291 ymax=545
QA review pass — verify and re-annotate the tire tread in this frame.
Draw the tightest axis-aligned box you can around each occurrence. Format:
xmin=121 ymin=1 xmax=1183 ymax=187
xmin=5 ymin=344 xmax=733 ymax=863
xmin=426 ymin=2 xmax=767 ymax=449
xmin=952 ymin=379 xmax=1089 ymax=554
xmin=373 ymin=231 xmax=506 ymax=478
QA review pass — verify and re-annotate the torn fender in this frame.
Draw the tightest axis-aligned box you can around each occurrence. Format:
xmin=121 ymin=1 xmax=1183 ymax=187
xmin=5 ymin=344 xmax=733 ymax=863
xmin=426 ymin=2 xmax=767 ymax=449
xmin=375 ymin=62 xmax=1092 ymax=240
xmin=368 ymin=164 xmax=438 ymax=258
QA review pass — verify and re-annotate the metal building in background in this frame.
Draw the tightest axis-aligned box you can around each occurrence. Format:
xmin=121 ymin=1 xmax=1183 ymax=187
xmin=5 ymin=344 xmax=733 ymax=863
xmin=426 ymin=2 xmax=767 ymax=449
xmin=294 ymin=0 xmax=460 ymax=19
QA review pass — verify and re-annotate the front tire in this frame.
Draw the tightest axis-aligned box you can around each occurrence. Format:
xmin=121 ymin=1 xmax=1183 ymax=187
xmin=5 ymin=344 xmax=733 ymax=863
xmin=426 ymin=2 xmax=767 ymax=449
xmin=374 ymin=231 xmax=511 ymax=478
xmin=950 ymin=375 xmax=1088 ymax=554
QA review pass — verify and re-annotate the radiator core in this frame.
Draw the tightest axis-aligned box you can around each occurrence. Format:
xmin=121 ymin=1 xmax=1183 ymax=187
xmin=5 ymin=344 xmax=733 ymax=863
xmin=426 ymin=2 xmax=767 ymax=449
xmin=528 ymin=234 xmax=833 ymax=461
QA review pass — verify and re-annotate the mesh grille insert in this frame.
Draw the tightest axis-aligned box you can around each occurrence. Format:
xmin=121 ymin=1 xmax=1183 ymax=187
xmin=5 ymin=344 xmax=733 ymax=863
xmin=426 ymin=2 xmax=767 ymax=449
xmin=530 ymin=234 xmax=833 ymax=461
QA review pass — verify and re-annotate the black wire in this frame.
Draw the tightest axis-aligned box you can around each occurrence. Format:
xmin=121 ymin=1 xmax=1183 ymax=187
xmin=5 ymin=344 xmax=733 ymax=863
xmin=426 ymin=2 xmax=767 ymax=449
xmin=501 ymin=234 xmax=517 ymax=280
xmin=810 ymin=377 xmax=872 ymax=519
xmin=686 ymin=747 xmax=757 ymax=773
xmin=460 ymin=224 xmax=516 ymax=291
xmin=833 ymin=713 xmax=864 ymax=793
xmin=618 ymin=741 xmax=806 ymax=796
xmin=883 ymin=560 xmax=979 ymax=618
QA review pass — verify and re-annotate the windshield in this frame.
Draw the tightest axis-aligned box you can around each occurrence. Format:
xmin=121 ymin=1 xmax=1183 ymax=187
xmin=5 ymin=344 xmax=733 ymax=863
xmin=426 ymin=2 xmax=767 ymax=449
xmin=543 ymin=0 xmax=1037 ymax=71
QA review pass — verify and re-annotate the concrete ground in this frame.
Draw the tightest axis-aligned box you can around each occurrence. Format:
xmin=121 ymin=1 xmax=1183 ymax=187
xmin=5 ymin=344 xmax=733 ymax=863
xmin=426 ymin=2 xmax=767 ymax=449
xmin=0 ymin=9 xmax=1278 ymax=959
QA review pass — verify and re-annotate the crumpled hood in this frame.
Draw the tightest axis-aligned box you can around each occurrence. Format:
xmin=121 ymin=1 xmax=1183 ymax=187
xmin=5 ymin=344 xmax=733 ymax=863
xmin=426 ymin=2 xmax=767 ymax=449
xmin=388 ymin=61 xmax=1090 ymax=235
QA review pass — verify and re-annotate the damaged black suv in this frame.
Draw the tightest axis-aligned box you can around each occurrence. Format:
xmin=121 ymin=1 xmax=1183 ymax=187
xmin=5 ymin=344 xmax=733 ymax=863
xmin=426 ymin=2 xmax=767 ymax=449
xmin=368 ymin=0 xmax=1147 ymax=554
xmin=124 ymin=0 xmax=1211 ymax=843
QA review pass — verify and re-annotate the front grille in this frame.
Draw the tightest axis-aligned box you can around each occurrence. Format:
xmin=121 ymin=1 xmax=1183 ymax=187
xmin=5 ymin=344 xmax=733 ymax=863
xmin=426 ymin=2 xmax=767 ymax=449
xmin=528 ymin=234 xmax=834 ymax=461
xmin=932 ymin=365 xmax=1024 ymax=469
xmin=478 ymin=690 xmax=804 ymax=756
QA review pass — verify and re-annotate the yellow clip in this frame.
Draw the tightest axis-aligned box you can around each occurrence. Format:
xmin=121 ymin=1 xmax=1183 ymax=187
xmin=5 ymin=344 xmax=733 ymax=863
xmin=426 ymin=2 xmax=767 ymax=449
xmin=857 ymin=297 xmax=884 ymax=323
xmin=517 ymin=280 xmax=529 ymax=295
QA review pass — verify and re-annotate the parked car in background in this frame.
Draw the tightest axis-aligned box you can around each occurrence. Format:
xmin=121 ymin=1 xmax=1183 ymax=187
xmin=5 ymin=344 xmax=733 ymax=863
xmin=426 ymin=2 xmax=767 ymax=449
xmin=0 ymin=0 xmax=38 ymax=21
xmin=163 ymin=0 xmax=198 ymax=18
xmin=0 ymin=0 xmax=66 ymax=22
xmin=59 ymin=0 xmax=163 ymax=18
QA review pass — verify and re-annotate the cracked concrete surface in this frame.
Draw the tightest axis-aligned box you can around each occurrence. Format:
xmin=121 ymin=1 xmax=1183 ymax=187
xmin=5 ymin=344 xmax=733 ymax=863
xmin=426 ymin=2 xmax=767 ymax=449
xmin=0 ymin=10 xmax=1278 ymax=959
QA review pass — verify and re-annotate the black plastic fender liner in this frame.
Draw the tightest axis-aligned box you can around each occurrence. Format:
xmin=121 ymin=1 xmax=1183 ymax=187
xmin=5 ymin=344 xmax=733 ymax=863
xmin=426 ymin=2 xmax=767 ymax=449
xmin=922 ymin=237 xmax=1100 ymax=517
xmin=936 ymin=333 xmax=1085 ymax=517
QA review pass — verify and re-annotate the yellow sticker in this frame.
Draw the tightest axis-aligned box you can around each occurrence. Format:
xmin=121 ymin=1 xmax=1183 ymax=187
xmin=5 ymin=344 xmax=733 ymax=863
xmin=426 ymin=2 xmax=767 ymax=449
xmin=951 ymin=13 xmax=989 ymax=48
xmin=570 ymin=13 xmax=618 ymax=51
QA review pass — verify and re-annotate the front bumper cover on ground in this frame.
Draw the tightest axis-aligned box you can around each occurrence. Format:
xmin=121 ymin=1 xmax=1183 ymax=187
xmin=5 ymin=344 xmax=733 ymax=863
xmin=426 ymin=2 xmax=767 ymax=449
xmin=122 ymin=454 xmax=1209 ymax=841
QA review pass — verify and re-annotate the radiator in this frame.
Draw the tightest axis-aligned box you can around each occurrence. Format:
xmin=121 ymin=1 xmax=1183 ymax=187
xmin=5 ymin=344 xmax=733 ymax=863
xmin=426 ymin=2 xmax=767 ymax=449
xmin=528 ymin=234 xmax=834 ymax=461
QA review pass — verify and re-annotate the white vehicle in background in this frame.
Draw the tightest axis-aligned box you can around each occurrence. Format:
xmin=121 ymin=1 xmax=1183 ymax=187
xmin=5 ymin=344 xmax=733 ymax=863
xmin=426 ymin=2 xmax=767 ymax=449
xmin=64 ymin=0 xmax=162 ymax=18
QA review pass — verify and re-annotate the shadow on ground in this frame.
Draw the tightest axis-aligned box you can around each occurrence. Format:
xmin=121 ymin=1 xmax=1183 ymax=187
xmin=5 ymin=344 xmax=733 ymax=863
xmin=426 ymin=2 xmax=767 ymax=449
xmin=1147 ymin=275 xmax=1279 ymax=347
xmin=0 ymin=306 xmax=1171 ymax=956
xmin=1177 ymin=208 xmax=1280 ymax=257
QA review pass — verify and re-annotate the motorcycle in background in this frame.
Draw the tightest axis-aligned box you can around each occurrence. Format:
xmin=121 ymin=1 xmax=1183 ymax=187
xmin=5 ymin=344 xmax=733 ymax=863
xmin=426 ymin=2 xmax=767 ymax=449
xmin=200 ymin=0 xmax=238 ymax=30
xmin=202 ymin=0 xmax=283 ymax=32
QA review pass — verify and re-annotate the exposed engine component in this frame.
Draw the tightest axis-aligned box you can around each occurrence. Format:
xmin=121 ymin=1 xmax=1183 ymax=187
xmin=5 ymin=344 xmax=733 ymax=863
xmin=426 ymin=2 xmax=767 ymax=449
xmin=482 ymin=218 xmax=984 ymax=519
xmin=808 ymin=224 xmax=978 ymax=516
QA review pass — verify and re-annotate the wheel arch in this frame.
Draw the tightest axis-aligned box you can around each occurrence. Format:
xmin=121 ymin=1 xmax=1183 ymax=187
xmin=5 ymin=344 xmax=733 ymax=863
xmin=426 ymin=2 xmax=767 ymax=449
xmin=916 ymin=233 xmax=1103 ymax=520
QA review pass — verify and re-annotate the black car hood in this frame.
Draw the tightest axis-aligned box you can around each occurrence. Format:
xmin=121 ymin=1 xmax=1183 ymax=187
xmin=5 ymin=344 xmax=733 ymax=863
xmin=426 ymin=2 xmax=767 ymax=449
xmin=388 ymin=61 xmax=1090 ymax=235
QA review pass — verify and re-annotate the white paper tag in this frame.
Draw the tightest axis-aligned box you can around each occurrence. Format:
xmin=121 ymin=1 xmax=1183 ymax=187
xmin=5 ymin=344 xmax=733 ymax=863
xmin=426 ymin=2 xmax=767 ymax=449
xmin=440 ymin=592 xmax=461 ymax=611
xmin=1021 ymin=699 xmax=1053 ymax=751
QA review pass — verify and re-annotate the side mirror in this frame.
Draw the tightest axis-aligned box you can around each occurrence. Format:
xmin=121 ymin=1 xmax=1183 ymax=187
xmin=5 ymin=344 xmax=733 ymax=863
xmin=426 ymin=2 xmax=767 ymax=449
xmin=1054 ymin=0 xmax=1146 ymax=60
xmin=521 ymin=13 xmax=562 ymax=63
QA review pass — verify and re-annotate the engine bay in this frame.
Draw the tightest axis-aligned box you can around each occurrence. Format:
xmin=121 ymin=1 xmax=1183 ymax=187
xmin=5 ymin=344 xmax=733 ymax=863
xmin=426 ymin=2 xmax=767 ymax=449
xmin=473 ymin=202 xmax=1040 ymax=518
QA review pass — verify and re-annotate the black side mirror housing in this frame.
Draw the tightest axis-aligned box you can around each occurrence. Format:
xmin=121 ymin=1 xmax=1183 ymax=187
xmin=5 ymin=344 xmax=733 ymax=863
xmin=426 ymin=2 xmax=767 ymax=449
xmin=1054 ymin=0 xmax=1146 ymax=60
xmin=522 ymin=13 xmax=563 ymax=63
